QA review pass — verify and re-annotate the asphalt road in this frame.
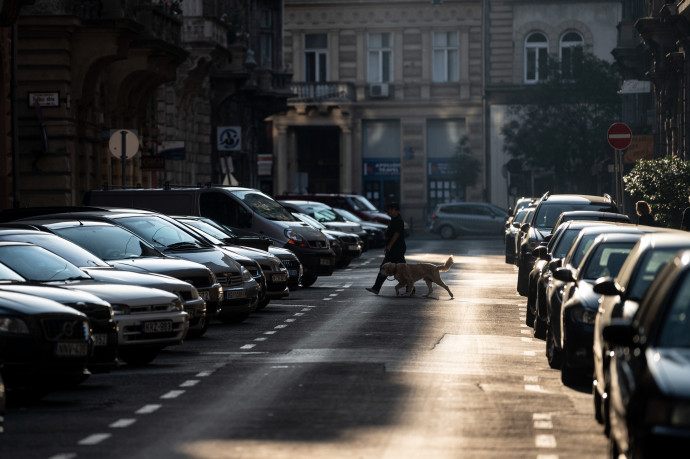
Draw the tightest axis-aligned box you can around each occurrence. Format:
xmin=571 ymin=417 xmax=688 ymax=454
xmin=1 ymin=235 xmax=607 ymax=459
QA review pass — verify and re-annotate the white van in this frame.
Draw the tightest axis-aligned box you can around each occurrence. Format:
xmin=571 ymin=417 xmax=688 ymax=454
xmin=84 ymin=186 xmax=335 ymax=287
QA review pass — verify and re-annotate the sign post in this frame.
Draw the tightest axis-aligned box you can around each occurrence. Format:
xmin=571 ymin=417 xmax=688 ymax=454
xmin=607 ymin=123 xmax=632 ymax=212
xmin=108 ymin=130 xmax=140 ymax=188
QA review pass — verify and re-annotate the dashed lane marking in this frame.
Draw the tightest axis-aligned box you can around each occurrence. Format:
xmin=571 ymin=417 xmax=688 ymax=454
xmin=109 ymin=419 xmax=136 ymax=428
xmin=135 ymin=404 xmax=161 ymax=414
xmin=180 ymin=380 xmax=199 ymax=388
xmin=78 ymin=433 xmax=111 ymax=446
xmin=240 ymin=344 xmax=256 ymax=350
xmin=160 ymin=390 xmax=185 ymax=399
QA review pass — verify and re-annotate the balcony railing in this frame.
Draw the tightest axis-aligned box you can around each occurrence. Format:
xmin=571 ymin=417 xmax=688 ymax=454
xmin=288 ymin=82 xmax=356 ymax=103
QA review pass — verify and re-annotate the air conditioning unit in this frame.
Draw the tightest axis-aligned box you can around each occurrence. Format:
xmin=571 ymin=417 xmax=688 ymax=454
xmin=369 ymin=83 xmax=390 ymax=98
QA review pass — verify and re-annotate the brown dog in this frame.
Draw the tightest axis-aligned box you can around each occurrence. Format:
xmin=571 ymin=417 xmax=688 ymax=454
xmin=380 ymin=256 xmax=454 ymax=298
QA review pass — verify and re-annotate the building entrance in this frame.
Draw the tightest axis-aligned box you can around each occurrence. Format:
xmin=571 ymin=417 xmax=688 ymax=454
xmin=294 ymin=126 xmax=340 ymax=193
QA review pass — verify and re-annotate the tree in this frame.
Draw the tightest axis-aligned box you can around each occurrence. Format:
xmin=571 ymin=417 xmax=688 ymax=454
xmin=501 ymin=52 xmax=621 ymax=193
xmin=623 ymin=155 xmax=690 ymax=228
xmin=448 ymin=135 xmax=481 ymax=200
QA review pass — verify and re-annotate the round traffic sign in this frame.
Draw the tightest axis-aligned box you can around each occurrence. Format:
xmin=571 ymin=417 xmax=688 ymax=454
xmin=607 ymin=123 xmax=632 ymax=150
xmin=109 ymin=129 xmax=140 ymax=159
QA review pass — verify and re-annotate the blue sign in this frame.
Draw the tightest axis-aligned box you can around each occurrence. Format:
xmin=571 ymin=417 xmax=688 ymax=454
xmin=363 ymin=160 xmax=400 ymax=177
xmin=428 ymin=160 xmax=453 ymax=177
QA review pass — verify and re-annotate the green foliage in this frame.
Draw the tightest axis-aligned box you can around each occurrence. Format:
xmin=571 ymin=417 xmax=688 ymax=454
xmin=448 ymin=136 xmax=481 ymax=198
xmin=623 ymin=155 xmax=690 ymax=228
xmin=501 ymin=52 xmax=621 ymax=192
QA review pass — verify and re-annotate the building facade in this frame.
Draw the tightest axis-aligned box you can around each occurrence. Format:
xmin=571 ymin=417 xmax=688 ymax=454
xmin=272 ymin=0 xmax=485 ymax=229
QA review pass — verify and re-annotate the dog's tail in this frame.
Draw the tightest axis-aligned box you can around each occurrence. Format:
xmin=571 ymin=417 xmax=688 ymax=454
xmin=439 ymin=256 xmax=454 ymax=272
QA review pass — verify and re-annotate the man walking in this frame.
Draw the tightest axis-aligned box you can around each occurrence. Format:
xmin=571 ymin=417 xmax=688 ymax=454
xmin=366 ymin=202 xmax=408 ymax=295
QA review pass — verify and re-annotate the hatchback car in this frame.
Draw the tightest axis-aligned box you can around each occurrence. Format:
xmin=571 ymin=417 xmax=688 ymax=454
xmin=0 ymin=241 xmax=188 ymax=365
xmin=428 ymin=202 xmax=508 ymax=239
xmin=605 ymin=249 xmax=690 ymax=457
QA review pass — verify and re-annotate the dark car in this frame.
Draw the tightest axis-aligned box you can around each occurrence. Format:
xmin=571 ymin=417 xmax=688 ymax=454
xmin=591 ymin=231 xmax=690 ymax=433
xmin=515 ymin=192 xmax=620 ymax=296
xmin=551 ymin=210 xmax=632 ymax=233
xmin=428 ymin=202 xmax=508 ymax=239
xmin=331 ymin=207 xmax=386 ymax=248
xmin=12 ymin=210 xmax=261 ymax=324
xmin=543 ymin=223 xmax=647 ymax=371
xmin=605 ymin=249 xmax=690 ymax=457
xmin=505 ymin=206 xmax=533 ymax=264
xmin=274 ymin=193 xmax=391 ymax=224
xmin=0 ymin=224 xmax=212 ymax=337
xmin=0 ymin=289 xmax=93 ymax=393
xmin=552 ymin=232 xmax=642 ymax=385
xmin=0 ymin=261 xmax=117 ymax=375
xmin=291 ymin=212 xmax=363 ymax=268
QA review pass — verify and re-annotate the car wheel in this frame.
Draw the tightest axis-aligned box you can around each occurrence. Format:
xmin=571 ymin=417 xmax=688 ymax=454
xmin=517 ymin=263 xmax=529 ymax=296
xmin=118 ymin=348 xmax=161 ymax=366
xmin=525 ymin=303 xmax=535 ymax=327
xmin=300 ymin=272 xmax=318 ymax=288
xmin=560 ymin=340 xmax=577 ymax=386
xmin=546 ymin=324 xmax=561 ymax=369
xmin=607 ymin=431 xmax=620 ymax=459
xmin=533 ymin=290 xmax=546 ymax=339
xmin=439 ymin=225 xmax=456 ymax=240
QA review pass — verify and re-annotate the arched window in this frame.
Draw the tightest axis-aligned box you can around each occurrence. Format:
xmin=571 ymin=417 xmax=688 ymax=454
xmin=524 ymin=33 xmax=548 ymax=83
xmin=560 ymin=32 xmax=584 ymax=78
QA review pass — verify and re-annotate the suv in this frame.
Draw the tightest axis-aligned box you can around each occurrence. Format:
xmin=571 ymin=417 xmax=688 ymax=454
xmin=428 ymin=202 xmax=508 ymax=239
xmin=515 ymin=192 xmax=619 ymax=296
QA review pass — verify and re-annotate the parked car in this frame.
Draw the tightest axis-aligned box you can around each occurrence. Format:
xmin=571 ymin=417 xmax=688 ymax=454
xmin=0 ymin=372 xmax=4 ymax=431
xmin=0 ymin=224 xmax=211 ymax=337
xmin=172 ymin=215 xmax=290 ymax=308
xmin=505 ymin=206 xmax=534 ymax=264
xmin=273 ymin=193 xmax=391 ymax=224
xmin=515 ymin=192 xmax=619 ymax=296
xmin=551 ymin=210 xmax=631 ymax=233
xmin=605 ymin=249 xmax=690 ymax=457
xmin=544 ymin=224 xmax=647 ymax=371
xmin=428 ymin=202 xmax=508 ymax=239
xmin=331 ymin=207 xmax=386 ymax=248
xmin=278 ymin=200 xmax=370 ymax=251
xmin=82 ymin=187 xmax=335 ymax=287
xmin=552 ymin=232 xmax=642 ymax=385
xmin=0 ymin=260 xmax=117 ymax=375
xmin=0 ymin=241 xmax=188 ymax=365
xmin=506 ymin=197 xmax=535 ymax=225
xmin=592 ymin=231 xmax=690 ymax=433
xmin=0 ymin=289 xmax=93 ymax=393
xmin=291 ymin=212 xmax=363 ymax=268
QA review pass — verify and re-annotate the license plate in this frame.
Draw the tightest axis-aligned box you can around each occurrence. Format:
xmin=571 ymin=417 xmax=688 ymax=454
xmin=199 ymin=290 xmax=210 ymax=301
xmin=93 ymin=333 xmax=108 ymax=347
xmin=272 ymin=273 xmax=287 ymax=282
xmin=288 ymin=270 xmax=298 ymax=277
xmin=225 ymin=290 xmax=246 ymax=300
xmin=348 ymin=244 xmax=359 ymax=251
xmin=55 ymin=342 xmax=88 ymax=357
xmin=320 ymin=258 xmax=332 ymax=266
xmin=143 ymin=321 xmax=173 ymax=333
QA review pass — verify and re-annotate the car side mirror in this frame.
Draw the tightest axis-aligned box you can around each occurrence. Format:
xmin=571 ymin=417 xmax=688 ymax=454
xmin=548 ymin=258 xmax=562 ymax=272
xmin=532 ymin=246 xmax=550 ymax=261
xmin=543 ymin=234 xmax=552 ymax=243
xmin=521 ymin=223 xmax=530 ymax=232
xmin=553 ymin=266 xmax=575 ymax=282
xmin=602 ymin=319 xmax=635 ymax=347
xmin=593 ymin=277 xmax=621 ymax=296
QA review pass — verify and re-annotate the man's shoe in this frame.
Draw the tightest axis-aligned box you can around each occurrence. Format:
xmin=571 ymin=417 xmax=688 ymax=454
xmin=366 ymin=287 xmax=379 ymax=295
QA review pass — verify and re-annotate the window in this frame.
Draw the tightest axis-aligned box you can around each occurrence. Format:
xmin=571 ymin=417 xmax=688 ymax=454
xmin=432 ymin=31 xmax=459 ymax=82
xmin=259 ymin=33 xmax=273 ymax=68
xmin=367 ymin=33 xmax=393 ymax=83
xmin=524 ymin=32 xmax=548 ymax=83
xmin=362 ymin=120 xmax=400 ymax=159
xmin=305 ymin=34 xmax=328 ymax=82
xmin=560 ymin=32 xmax=583 ymax=78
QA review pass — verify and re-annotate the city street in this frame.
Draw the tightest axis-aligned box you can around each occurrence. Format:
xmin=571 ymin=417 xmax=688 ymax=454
xmin=1 ymin=235 xmax=607 ymax=459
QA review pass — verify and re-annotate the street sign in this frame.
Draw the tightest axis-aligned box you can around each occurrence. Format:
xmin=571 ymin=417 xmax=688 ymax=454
xmin=607 ymin=122 xmax=632 ymax=150
xmin=108 ymin=129 xmax=140 ymax=159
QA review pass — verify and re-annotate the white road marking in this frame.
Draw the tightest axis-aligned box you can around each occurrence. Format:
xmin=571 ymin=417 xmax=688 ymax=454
xmin=254 ymin=337 xmax=267 ymax=341
xmin=521 ymin=337 xmax=532 ymax=342
xmin=274 ymin=324 xmax=287 ymax=329
xmin=524 ymin=375 xmax=538 ymax=382
xmin=196 ymin=370 xmax=215 ymax=377
xmin=294 ymin=312 xmax=304 ymax=316
xmin=264 ymin=330 xmax=277 ymax=334
xmin=240 ymin=344 xmax=256 ymax=350
xmin=329 ymin=293 xmax=338 ymax=297
xmin=78 ymin=433 xmax=111 ymax=445
xmin=48 ymin=454 xmax=76 ymax=459
xmin=525 ymin=384 xmax=541 ymax=392
xmin=160 ymin=390 xmax=185 ymax=399
xmin=285 ymin=319 xmax=296 ymax=323
xmin=323 ymin=298 xmax=332 ymax=301
xmin=534 ymin=420 xmax=553 ymax=429
xmin=135 ymin=404 xmax=161 ymax=414
xmin=523 ymin=350 xmax=536 ymax=356
xmin=535 ymin=434 xmax=557 ymax=448
xmin=109 ymin=419 xmax=136 ymax=428
xmin=180 ymin=380 xmax=199 ymax=388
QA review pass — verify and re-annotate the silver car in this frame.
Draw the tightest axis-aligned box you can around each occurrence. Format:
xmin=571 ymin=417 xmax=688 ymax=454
xmin=429 ymin=202 xmax=508 ymax=239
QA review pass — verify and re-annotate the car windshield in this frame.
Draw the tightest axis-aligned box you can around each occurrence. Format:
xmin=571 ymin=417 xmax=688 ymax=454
xmin=0 ymin=232 xmax=110 ymax=267
xmin=657 ymin=271 xmax=690 ymax=348
xmin=348 ymin=196 xmax=378 ymax=211
xmin=230 ymin=189 xmax=295 ymax=221
xmin=581 ymin=243 xmax=635 ymax=280
xmin=179 ymin=218 xmax=232 ymax=242
xmin=627 ymin=249 xmax=679 ymax=300
xmin=310 ymin=206 xmax=338 ymax=222
xmin=0 ymin=262 xmax=26 ymax=282
xmin=0 ymin=245 xmax=90 ymax=282
xmin=115 ymin=216 xmax=204 ymax=251
xmin=533 ymin=203 xmax=615 ymax=231
xmin=334 ymin=208 xmax=362 ymax=222
xmin=569 ymin=232 xmax=608 ymax=268
xmin=52 ymin=225 xmax=162 ymax=261
xmin=513 ymin=209 xmax=528 ymax=225
xmin=551 ymin=228 xmax=581 ymax=259
xmin=293 ymin=213 xmax=326 ymax=230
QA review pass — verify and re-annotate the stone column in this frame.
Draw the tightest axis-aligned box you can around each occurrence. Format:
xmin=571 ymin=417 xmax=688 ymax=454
xmin=274 ymin=124 xmax=288 ymax=194
xmin=340 ymin=125 xmax=353 ymax=193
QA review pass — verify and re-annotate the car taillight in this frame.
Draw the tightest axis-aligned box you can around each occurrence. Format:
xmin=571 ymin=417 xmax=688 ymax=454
xmin=430 ymin=214 xmax=437 ymax=219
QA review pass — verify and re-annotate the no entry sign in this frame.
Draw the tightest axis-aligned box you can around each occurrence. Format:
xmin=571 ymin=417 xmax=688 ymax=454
xmin=607 ymin=123 xmax=632 ymax=150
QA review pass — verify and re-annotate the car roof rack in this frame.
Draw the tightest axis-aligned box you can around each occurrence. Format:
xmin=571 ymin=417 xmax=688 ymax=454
xmin=540 ymin=191 xmax=550 ymax=201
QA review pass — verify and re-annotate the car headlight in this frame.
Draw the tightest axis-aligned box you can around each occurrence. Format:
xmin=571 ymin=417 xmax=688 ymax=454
xmin=569 ymin=306 xmax=596 ymax=325
xmin=170 ymin=298 xmax=184 ymax=312
xmin=0 ymin=316 xmax=30 ymax=334
xmin=241 ymin=266 xmax=253 ymax=282
xmin=646 ymin=398 xmax=690 ymax=428
xmin=110 ymin=303 xmax=130 ymax=315
xmin=285 ymin=229 xmax=309 ymax=248
xmin=190 ymin=286 xmax=200 ymax=299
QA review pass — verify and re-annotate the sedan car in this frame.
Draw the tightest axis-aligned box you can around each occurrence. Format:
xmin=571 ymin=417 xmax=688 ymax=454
xmin=605 ymin=249 xmax=690 ymax=457
xmin=291 ymin=212 xmax=363 ymax=268
xmin=505 ymin=206 xmax=533 ymax=264
xmin=0 ymin=290 xmax=93 ymax=393
xmin=591 ymin=231 xmax=690 ymax=433
xmin=0 ymin=241 xmax=188 ymax=365
xmin=0 ymin=224 xmax=210 ymax=337
xmin=428 ymin=202 xmax=508 ymax=240
xmin=552 ymin=232 xmax=642 ymax=385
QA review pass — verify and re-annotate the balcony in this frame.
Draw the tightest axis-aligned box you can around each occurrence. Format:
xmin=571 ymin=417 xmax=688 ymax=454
xmin=288 ymin=82 xmax=356 ymax=103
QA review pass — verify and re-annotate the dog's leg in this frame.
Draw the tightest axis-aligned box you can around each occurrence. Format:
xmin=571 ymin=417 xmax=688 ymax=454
xmin=424 ymin=278 xmax=433 ymax=297
xmin=436 ymin=279 xmax=453 ymax=299
xmin=394 ymin=282 xmax=404 ymax=296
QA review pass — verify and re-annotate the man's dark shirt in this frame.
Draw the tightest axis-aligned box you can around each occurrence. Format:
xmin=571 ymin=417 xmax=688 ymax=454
xmin=386 ymin=214 xmax=406 ymax=258
xmin=683 ymin=207 xmax=690 ymax=230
